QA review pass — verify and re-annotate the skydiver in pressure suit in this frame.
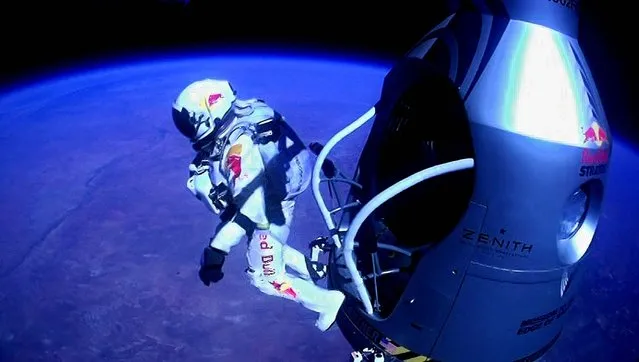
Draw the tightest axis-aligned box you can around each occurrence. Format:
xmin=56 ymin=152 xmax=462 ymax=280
xmin=171 ymin=79 xmax=345 ymax=331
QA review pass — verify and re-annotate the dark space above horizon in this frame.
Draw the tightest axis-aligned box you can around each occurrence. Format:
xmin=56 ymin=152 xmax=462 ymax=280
xmin=1 ymin=0 xmax=636 ymax=144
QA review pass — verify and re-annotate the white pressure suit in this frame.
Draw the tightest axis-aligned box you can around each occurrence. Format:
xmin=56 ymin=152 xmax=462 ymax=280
xmin=172 ymin=79 xmax=344 ymax=332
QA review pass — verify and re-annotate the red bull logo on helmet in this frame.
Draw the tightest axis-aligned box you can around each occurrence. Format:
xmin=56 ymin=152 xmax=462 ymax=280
xmin=197 ymin=93 xmax=225 ymax=109
xmin=207 ymin=93 xmax=224 ymax=106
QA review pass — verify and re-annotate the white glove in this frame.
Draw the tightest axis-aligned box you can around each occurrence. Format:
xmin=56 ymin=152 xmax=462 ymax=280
xmin=187 ymin=162 xmax=222 ymax=214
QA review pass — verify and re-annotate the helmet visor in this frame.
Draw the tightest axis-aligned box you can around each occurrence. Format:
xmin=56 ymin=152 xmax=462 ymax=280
xmin=172 ymin=107 xmax=198 ymax=139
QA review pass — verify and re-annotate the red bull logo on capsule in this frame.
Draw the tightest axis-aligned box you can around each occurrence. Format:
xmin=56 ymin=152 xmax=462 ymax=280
xmin=582 ymin=121 xmax=608 ymax=148
xmin=580 ymin=120 xmax=610 ymax=177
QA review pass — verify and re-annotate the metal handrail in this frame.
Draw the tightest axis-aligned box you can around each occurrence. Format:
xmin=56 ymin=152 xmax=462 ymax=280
xmin=343 ymin=158 xmax=475 ymax=314
xmin=311 ymin=106 xmax=376 ymax=249
xmin=309 ymin=105 xmax=475 ymax=315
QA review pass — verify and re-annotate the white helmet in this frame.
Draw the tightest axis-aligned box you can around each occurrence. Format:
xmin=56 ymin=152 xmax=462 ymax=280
xmin=172 ymin=79 xmax=238 ymax=151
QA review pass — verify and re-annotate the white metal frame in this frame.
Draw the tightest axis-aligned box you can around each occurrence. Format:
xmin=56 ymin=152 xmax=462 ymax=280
xmin=311 ymin=106 xmax=475 ymax=315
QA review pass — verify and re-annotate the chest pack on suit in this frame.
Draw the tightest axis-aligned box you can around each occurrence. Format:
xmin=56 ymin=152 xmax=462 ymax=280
xmin=211 ymin=99 xmax=313 ymax=228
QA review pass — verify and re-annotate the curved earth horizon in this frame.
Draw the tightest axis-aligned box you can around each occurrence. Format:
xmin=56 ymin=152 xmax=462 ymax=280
xmin=0 ymin=53 xmax=636 ymax=362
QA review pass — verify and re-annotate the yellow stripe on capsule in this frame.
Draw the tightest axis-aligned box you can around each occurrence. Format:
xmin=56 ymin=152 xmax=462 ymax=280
xmin=391 ymin=346 xmax=410 ymax=355
xmin=405 ymin=356 xmax=429 ymax=362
